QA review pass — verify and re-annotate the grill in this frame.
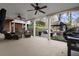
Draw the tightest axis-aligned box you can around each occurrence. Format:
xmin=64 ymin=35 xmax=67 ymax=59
xmin=63 ymin=27 xmax=79 ymax=56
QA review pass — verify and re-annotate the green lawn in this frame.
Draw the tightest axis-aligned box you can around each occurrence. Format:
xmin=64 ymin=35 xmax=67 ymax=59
xmin=51 ymin=35 xmax=66 ymax=42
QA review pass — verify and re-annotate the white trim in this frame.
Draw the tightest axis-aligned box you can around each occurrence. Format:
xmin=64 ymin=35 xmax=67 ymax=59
xmin=12 ymin=19 xmax=26 ymax=24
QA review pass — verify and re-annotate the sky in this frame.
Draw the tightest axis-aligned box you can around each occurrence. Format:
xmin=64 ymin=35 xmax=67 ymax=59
xmin=60 ymin=11 xmax=79 ymax=23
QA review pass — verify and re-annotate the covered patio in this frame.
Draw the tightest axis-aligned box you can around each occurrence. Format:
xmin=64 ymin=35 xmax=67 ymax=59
xmin=0 ymin=3 xmax=79 ymax=56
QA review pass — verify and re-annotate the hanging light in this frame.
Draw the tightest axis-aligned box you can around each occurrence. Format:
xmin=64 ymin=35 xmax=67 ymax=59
xmin=17 ymin=13 xmax=22 ymax=20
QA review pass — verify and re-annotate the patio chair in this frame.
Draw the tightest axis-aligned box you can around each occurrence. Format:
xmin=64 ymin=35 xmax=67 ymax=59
xmin=4 ymin=32 xmax=19 ymax=40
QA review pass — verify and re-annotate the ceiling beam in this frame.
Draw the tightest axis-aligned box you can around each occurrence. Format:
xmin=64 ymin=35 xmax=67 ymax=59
xmin=47 ymin=6 xmax=79 ymax=16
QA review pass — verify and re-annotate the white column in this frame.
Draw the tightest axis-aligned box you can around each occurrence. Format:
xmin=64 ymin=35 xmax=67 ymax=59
xmin=25 ymin=23 xmax=27 ymax=30
xmin=13 ymin=22 xmax=15 ymax=32
xmin=48 ymin=16 xmax=51 ymax=40
xmin=22 ymin=24 xmax=24 ymax=38
xmin=33 ymin=20 xmax=36 ymax=37
xmin=9 ymin=22 xmax=12 ymax=32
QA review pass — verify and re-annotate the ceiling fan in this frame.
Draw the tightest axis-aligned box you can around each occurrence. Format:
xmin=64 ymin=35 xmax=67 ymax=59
xmin=27 ymin=3 xmax=47 ymax=15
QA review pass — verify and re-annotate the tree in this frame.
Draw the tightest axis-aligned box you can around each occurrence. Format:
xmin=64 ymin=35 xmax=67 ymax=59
xmin=67 ymin=11 xmax=72 ymax=26
xmin=76 ymin=17 xmax=79 ymax=23
xmin=75 ymin=17 xmax=79 ymax=26
xmin=36 ymin=21 xmax=46 ymax=29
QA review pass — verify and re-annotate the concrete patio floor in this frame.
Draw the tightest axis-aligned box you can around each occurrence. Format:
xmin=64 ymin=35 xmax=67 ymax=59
xmin=0 ymin=36 xmax=79 ymax=56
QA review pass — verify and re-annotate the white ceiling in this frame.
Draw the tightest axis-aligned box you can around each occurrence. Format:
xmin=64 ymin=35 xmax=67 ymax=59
xmin=0 ymin=3 xmax=79 ymax=20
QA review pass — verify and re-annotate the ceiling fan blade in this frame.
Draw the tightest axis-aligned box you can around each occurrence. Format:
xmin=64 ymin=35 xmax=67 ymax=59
xmin=36 ymin=3 xmax=38 ymax=6
xmin=40 ymin=6 xmax=47 ymax=9
xmin=27 ymin=10 xmax=34 ymax=11
xmin=35 ymin=10 xmax=38 ymax=15
xmin=39 ymin=10 xmax=45 ymax=14
xmin=31 ymin=4 xmax=36 ymax=8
